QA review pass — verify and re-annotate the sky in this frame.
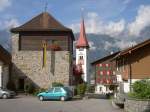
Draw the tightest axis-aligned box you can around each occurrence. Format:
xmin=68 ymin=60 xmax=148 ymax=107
xmin=0 ymin=0 xmax=150 ymax=50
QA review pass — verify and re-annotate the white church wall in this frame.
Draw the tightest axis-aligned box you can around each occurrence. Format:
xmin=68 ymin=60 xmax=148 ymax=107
xmin=76 ymin=48 xmax=90 ymax=83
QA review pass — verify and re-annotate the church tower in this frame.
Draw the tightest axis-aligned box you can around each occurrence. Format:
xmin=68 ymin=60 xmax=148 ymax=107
xmin=76 ymin=17 xmax=90 ymax=83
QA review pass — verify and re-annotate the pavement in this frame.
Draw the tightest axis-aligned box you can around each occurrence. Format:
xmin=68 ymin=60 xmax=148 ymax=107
xmin=0 ymin=95 xmax=123 ymax=112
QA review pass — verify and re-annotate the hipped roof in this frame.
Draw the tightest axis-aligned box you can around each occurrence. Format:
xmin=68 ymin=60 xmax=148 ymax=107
xmin=11 ymin=12 xmax=72 ymax=32
xmin=11 ymin=12 xmax=75 ymax=40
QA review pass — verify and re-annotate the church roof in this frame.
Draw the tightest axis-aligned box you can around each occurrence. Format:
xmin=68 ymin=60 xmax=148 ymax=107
xmin=76 ymin=19 xmax=89 ymax=48
xmin=11 ymin=12 xmax=72 ymax=32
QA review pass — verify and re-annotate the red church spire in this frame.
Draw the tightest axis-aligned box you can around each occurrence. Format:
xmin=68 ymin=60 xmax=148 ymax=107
xmin=76 ymin=18 xmax=89 ymax=48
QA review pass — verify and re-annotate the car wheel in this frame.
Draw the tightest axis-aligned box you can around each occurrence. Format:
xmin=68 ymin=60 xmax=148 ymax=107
xmin=60 ymin=96 xmax=65 ymax=101
xmin=2 ymin=94 xmax=8 ymax=99
xmin=39 ymin=96 xmax=44 ymax=101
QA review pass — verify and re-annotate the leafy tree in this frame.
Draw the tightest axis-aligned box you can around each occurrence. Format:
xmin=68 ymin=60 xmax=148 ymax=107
xmin=128 ymin=79 xmax=150 ymax=99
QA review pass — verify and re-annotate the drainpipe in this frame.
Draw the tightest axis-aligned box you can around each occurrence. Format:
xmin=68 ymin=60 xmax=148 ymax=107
xmin=128 ymin=53 xmax=132 ymax=92
xmin=129 ymin=62 xmax=132 ymax=92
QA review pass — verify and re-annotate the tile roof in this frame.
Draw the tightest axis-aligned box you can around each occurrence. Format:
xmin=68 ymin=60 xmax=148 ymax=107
xmin=11 ymin=12 xmax=72 ymax=32
xmin=76 ymin=19 xmax=89 ymax=48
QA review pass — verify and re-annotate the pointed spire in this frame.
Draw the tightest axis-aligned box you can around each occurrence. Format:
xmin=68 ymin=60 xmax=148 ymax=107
xmin=76 ymin=16 xmax=89 ymax=48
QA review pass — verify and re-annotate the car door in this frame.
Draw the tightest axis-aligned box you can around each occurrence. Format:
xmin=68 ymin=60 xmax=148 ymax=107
xmin=46 ymin=88 xmax=54 ymax=100
xmin=53 ymin=87 xmax=63 ymax=100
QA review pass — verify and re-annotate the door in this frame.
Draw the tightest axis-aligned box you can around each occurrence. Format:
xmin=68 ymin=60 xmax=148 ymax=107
xmin=18 ymin=78 xmax=24 ymax=91
xmin=46 ymin=88 xmax=54 ymax=99
xmin=53 ymin=87 xmax=63 ymax=100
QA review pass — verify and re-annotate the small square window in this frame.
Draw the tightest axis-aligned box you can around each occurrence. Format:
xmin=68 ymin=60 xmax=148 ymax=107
xmin=106 ymin=64 xmax=109 ymax=67
xmin=107 ymin=71 xmax=110 ymax=75
xmin=100 ymin=71 xmax=103 ymax=75
xmin=79 ymin=56 xmax=83 ymax=59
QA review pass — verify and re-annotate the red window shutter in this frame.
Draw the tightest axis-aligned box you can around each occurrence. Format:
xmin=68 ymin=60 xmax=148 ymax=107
xmin=103 ymin=70 xmax=106 ymax=75
xmin=103 ymin=64 xmax=105 ymax=67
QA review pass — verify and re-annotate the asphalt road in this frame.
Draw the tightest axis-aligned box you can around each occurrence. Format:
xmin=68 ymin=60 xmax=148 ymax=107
xmin=0 ymin=95 xmax=123 ymax=112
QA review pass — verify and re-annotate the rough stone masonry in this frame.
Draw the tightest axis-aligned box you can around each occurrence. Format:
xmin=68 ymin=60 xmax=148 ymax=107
xmin=11 ymin=34 xmax=72 ymax=89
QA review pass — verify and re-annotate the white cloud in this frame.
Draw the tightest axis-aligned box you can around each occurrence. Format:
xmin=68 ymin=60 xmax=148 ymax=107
xmin=69 ymin=12 xmax=125 ymax=37
xmin=102 ymin=19 xmax=125 ymax=37
xmin=114 ymin=40 xmax=137 ymax=50
xmin=0 ymin=18 xmax=19 ymax=30
xmin=103 ymin=40 xmax=137 ymax=50
xmin=0 ymin=0 xmax=11 ymax=11
xmin=128 ymin=5 xmax=150 ymax=36
xmin=89 ymin=41 xmax=96 ymax=51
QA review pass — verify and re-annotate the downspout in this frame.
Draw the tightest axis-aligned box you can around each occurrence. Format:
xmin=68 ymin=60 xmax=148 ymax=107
xmin=95 ymin=65 xmax=96 ymax=86
xmin=128 ymin=52 xmax=132 ymax=92
xmin=129 ymin=61 xmax=132 ymax=92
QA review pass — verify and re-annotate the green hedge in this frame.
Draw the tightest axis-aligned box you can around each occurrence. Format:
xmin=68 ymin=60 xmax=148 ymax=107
xmin=128 ymin=79 xmax=150 ymax=99
xmin=52 ymin=82 xmax=64 ymax=87
xmin=76 ymin=83 xmax=87 ymax=96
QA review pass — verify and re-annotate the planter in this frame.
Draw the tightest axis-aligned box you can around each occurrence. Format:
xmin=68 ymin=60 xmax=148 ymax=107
xmin=125 ymin=98 xmax=150 ymax=112
xmin=49 ymin=44 xmax=61 ymax=51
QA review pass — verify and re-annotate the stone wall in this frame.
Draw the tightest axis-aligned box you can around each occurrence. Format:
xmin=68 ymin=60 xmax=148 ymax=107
xmin=2 ymin=65 xmax=9 ymax=89
xmin=125 ymin=98 xmax=150 ymax=112
xmin=11 ymin=33 xmax=73 ymax=89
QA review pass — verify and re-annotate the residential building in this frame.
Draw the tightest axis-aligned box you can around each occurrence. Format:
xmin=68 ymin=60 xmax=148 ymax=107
xmin=91 ymin=52 xmax=119 ymax=94
xmin=0 ymin=45 xmax=11 ymax=89
xmin=114 ymin=39 xmax=150 ymax=93
xmin=10 ymin=12 xmax=74 ymax=91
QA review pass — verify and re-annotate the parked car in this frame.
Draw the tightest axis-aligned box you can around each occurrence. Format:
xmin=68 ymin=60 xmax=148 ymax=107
xmin=0 ymin=88 xmax=16 ymax=99
xmin=37 ymin=87 xmax=73 ymax=101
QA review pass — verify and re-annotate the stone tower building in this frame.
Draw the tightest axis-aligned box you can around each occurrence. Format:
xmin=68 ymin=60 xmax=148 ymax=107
xmin=11 ymin=12 xmax=74 ymax=90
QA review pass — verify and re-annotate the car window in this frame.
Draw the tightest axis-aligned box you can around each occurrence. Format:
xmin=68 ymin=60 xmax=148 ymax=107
xmin=48 ymin=88 xmax=54 ymax=92
xmin=63 ymin=87 xmax=71 ymax=92
xmin=54 ymin=88 xmax=62 ymax=93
